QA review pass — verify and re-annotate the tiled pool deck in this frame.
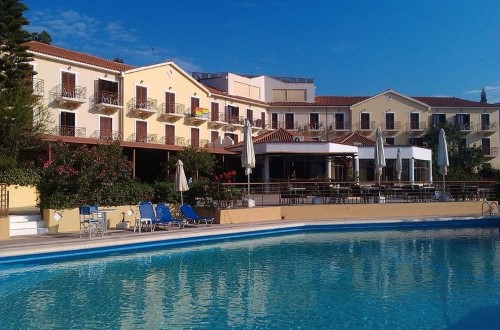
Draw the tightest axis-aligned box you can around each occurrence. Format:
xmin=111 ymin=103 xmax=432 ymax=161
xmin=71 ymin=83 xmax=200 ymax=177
xmin=0 ymin=212 xmax=495 ymax=261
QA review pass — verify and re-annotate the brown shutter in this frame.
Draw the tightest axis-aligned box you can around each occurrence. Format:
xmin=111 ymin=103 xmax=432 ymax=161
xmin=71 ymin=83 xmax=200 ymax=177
xmin=247 ymin=109 xmax=253 ymax=122
xmin=60 ymin=112 xmax=75 ymax=136
xmin=261 ymin=112 xmax=266 ymax=129
xmin=166 ymin=92 xmax=175 ymax=113
xmin=100 ymin=117 xmax=112 ymax=139
xmin=191 ymin=128 xmax=199 ymax=147
xmin=136 ymin=121 xmax=147 ymax=142
xmin=211 ymin=131 xmax=218 ymax=142
xmin=211 ymin=102 xmax=219 ymax=121
xmin=61 ymin=72 xmax=76 ymax=97
xmin=136 ymin=86 xmax=147 ymax=108
xmin=191 ymin=97 xmax=199 ymax=116
xmin=165 ymin=125 xmax=175 ymax=144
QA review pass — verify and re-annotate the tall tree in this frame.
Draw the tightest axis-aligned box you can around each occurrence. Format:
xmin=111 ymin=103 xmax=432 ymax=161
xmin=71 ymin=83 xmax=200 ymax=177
xmin=29 ymin=30 xmax=52 ymax=44
xmin=0 ymin=0 xmax=50 ymax=171
xmin=423 ymin=122 xmax=484 ymax=181
xmin=480 ymin=87 xmax=487 ymax=103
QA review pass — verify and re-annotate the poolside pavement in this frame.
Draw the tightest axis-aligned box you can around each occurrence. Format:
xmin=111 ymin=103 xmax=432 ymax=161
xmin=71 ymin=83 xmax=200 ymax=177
xmin=0 ymin=212 xmax=492 ymax=259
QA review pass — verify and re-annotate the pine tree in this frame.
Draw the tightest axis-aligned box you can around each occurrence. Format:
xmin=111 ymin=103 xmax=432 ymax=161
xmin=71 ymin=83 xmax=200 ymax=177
xmin=480 ymin=87 xmax=487 ymax=103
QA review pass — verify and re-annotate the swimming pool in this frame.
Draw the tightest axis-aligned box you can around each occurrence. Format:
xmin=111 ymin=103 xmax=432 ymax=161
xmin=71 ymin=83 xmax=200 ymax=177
xmin=1 ymin=224 xmax=499 ymax=329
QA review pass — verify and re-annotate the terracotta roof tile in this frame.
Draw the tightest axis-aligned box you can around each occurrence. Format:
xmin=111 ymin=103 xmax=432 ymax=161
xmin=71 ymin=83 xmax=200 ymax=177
xmin=412 ymin=96 xmax=498 ymax=108
xmin=332 ymin=132 xmax=377 ymax=146
xmin=26 ymin=41 xmax=135 ymax=72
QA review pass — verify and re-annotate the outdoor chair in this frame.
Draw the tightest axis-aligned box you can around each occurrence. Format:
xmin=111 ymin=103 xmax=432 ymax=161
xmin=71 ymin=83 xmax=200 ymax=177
xmin=79 ymin=205 xmax=104 ymax=238
xmin=135 ymin=201 xmax=156 ymax=232
xmin=180 ymin=204 xmax=214 ymax=226
xmin=155 ymin=203 xmax=186 ymax=229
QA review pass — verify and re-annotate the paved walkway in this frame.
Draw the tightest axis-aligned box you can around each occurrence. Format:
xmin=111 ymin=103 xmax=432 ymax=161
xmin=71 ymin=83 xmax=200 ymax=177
xmin=0 ymin=214 xmax=490 ymax=259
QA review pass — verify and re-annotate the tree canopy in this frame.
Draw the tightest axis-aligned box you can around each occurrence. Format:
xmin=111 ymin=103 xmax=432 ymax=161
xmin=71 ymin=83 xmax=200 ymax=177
xmin=29 ymin=31 xmax=52 ymax=44
xmin=423 ymin=122 xmax=484 ymax=181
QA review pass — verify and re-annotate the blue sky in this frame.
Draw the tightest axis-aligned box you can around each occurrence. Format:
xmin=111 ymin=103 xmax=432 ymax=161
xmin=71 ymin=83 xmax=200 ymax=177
xmin=23 ymin=0 xmax=500 ymax=103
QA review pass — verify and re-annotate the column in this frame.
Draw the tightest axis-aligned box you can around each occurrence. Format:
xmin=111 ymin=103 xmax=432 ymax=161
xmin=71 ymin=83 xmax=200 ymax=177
xmin=264 ymin=155 xmax=270 ymax=192
xmin=353 ymin=154 xmax=359 ymax=183
xmin=326 ymin=157 xmax=332 ymax=179
xmin=409 ymin=157 xmax=415 ymax=183
xmin=428 ymin=160 xmax=432 ymax=183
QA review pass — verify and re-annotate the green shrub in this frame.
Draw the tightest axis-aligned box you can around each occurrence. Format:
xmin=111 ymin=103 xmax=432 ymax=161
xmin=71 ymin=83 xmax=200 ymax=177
xmin=0 ymin=166 xmax=40 ymax=186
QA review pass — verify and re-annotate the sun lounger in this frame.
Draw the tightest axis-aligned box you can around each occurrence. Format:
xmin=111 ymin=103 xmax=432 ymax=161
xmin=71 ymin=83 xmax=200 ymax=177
xmin=155 ymin=203 xmax=185 ymax=229
xmin=180 ymin=204 xmax=214 ymax=226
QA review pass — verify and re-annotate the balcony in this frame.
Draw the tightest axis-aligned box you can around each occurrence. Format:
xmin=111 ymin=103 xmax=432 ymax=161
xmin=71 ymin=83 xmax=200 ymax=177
xmin=88 ymin=130 xmax=122 ymax=141
xmin=126 ymin=133 xmax=158 ymax=143
xmin=270 ymin=121 xmax=299 ymax=130
xmin=49 ymin=125 xmax=86 ymax=138
xmin=158 ymin=103 xmax=185 ymax=122
xmin=477 ymin=122 xmax=498 ymax=135
xmin=50 ymin=84 xmax=87 ymax=107
xmin=126 ymin=97 xmax=157 ymax=118
xmin=186 ymin=139 xmax=210 ymax=148
xmin=185 ymin=107 xmax=210 ymax=126
xmin=456 ymin=122 xmax=474 ymax=134
xmin=382 ymin=121 xmax=401 ymax=135
xmin=225 ymin=115 xmax=244 ymax=131
xmin=32 ymin=78 xmax=44 ymax=97
xmin=300 ymin=122 xmax=324 ymax=136
xmin=356 ymin=121 xmax=375 ymax=134
xmin=250 ymin=119 xmax=267 ymax=132
xmin=482 ymin=147 xmax=498 ymax=158
xmin=327 ymin=121 xmax=351 ymax=135
xmin=157 ymin=136 xmax=186 ymax=146
xmin=406 ymin=121 xmax=427 ymax=134
xmin=208 ymin=113 xmax=227 ymax=129
xmin=92 ymin=91 xmax=123 ymax=114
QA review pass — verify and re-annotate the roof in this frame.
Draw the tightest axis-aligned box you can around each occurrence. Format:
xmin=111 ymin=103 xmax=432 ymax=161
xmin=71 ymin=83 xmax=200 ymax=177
xmin=271 ymin=95 xmax=498 ymax=108
xmin=26 ymin=41 xmax=135 ymax=72
xmin=203 ymin=84 xmax=268 ymax=106
xmin=332 ymin=133 xmax=377 ymax=146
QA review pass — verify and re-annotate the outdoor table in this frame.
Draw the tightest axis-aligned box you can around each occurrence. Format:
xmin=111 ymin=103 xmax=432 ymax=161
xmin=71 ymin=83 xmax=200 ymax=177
xmin=92 ymin=208 xmax=116 ymax=235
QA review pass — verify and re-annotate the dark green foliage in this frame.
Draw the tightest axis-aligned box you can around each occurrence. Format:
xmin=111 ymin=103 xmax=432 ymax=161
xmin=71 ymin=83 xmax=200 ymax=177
xmin=480 ymin=87 xmax=487 ymax=103
xmin=29 ymin=31 xmax=52 ymax=44
xmin=166 ymin=146 xmax=216 ymax=181
xmin=424 ymin=122 xmax=484 ymax=181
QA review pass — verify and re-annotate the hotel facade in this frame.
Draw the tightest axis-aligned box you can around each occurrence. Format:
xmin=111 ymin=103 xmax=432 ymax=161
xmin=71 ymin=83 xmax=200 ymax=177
xmin=27 ymin=41 xmax=499 ymax=183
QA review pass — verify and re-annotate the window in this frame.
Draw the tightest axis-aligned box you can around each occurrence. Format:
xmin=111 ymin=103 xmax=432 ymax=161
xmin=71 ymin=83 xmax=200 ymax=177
xmin=309 ymin=113 xmax=319 ymax=129
xmin=225 ymin=132 xmax=238 ymax=144
xmin=272 ymin=89 xmax=307 ymax=102
xmin=360 ymin=113 xmax=371 ymax=130
xmin=165 ymin=125 xmax=175 ymax=145
xmin=165 ymin=92 xmax=175 ymax=113
xmin=246 ymin=109 xmax=253 ymax=122
xmin=385 ymin=137 xmax=395 ymax=145
xmin=99 ymin=117 xmax=112 ymax=139
xmin=211 ymin=131 xmax=218 ymax=143
xmin=136 ymin=86 xmax=147 ymax=109
xmin=98 ymin=79 xmax=119 ymax=105
xmin=60 ymin=111 xmax=75 ymax=136
xmin=334 ymin=113 xmax=344 ymax=130
xmin=211 ymin=102 xmax=219 ymax=121
xmin=285 ymin=113 xmax=295 ymax=129
xmin=482 ymin=138 xmax=491 ymax=155
xmin=191 ymin=128 xmax=199 ymax=147
xmin=481 ymin=113 xmax=490 ymax=130
xmin=190 ymin=97 xmax=200 ymax=116
xmin=385 ymin=113 xmax=395 ymax=130
xmin=227 ymin=105 xmax=239 ymax=124
xmin=456 ymin=114 xmax=471 ymax=130
xmin=271 ymin=113 xmax=279 ymax=129
xmin=410 ymin=113 xmax=420 ymax=130
xmin=136 ymin=121 xmax=147 ymax=142
xmin=409 ymin=137 xmax=423 ymax=146
xmin=61 ymin=72 xmax=76 ymax=98
xmin=432 ymin=114 xmax=446 ymax=127
xmin=260 ymin=112 xmax=266 ymax=129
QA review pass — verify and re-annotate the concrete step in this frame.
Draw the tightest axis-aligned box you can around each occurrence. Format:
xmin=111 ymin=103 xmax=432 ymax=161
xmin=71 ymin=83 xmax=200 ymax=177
xmin=9 ymin=214 xmax=47 ymax=237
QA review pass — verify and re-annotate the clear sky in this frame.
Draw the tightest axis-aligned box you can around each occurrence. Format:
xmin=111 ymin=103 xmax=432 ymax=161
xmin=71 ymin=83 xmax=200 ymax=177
xmin=23 ymin=0 xmax=500 ymax=103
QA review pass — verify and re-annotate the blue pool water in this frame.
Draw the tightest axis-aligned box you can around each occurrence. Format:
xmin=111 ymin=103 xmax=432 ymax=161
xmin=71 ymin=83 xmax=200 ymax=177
xmin=1 ymin=226 xmax=499 ymax=329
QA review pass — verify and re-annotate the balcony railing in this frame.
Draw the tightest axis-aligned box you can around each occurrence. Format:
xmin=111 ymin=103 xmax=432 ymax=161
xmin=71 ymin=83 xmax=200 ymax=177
xmin=126 ymin=97 xmax=157 ymax=118
xmin=356 ymin=121 xmax=375 ymax=132
xmin=157 ymin=136 xmax=186 ymax=146
xmin=382 ymin=121 xmax=401 ymax=134
xmin=456 ymin=122 xmax=474 ymax=133
xmin=271 ymin=121 xmax=299 ymax=130
xmin=32 ymin=78 xmax=44 ymax=96
xmin=300 ymin=122 xmax=324 ymax=131
xmin=185 ymin=107 xmax=210 ymax=125
xmin=328 ymin=121 xmax=351 ymax=132
xmin=477 ymin=122 xmax=498 ymax=135
xmin=88 ymin=130 xmax=122 ymax=141
xmin=127 ymin=133 xmax=158 ymax=143
xmin=158 ymin=103 xmax=185 ymax=121
xmin=93 ymin=91 xmax=122 ymax=114
xmin=50 ymin=125 xmax=86 ymax=138
xmin=186 ymin=139 xmax=210 ymax=148
xmin=406 ymin=121 xmax=427 ymax=132
xmin=50 ymin=84 xmax=87 ymax=106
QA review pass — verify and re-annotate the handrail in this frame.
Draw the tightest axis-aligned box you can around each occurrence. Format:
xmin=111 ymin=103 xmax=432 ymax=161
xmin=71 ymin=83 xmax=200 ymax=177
xmin=482 ymin=201 xmax=498 ymax=216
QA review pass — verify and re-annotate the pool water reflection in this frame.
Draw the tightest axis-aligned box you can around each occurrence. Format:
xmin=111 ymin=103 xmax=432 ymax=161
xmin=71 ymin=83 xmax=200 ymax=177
xmin=1 ymin=227 xmax=499 ymax=329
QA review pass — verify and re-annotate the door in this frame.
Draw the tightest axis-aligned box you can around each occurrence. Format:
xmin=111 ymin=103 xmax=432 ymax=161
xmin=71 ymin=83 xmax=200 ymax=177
xmin=334 ymin=113 xmax=344 ymax=130
xmin=191 ymin=127 xmax=199 ymax=147
xmin=136 ymin=121 xmax=147 ymax=142
xmin=60 ymin=111 xmax=75 ymax=136
xmin=309 ymin=113 xmax=319 ymax=129
xmin=482 ymin=138 xmax=491 ymax=155
xmin=191 ymin=97 xmax=200 ymax=116
xmin=261 ymin=112 xmax=266 ymax=129
xmin=211 ymin=102 xmax=219 ymax=121
xmin=481 ymin=113 xmax=490 ymax=130
xmin=285 ymin=113 xmax=294 ymax=129
xmin=165 ymin=92 xmax=175 ymax=114
xmin=99 ymin=117 xmax=112 ymax=139
xmin=456 ymin=114 xmax=471 ymax=130
xmin=410 ymin=113 xmax=420 ymax=130
xmin=271 ymin=113 xmax=278 ymax=129
xmin=247 ymin=109 xmax=253 ymax=122
xmin=136 ymin=86 xmax=147 ymax=109
xmin=98 ymin=79 xmax=118 ymax=104
xmin=61 ymin=72 xmax=76 ymax=98
xmin=165 ymin=125 xmax=175 ymax=145
xmin=228 ymin=106 xmax=239 ymax=123
xmin=361 ymin=113 xmax=370 ymax=130
xmin=385 ymin=113 xmax=394 ymax=130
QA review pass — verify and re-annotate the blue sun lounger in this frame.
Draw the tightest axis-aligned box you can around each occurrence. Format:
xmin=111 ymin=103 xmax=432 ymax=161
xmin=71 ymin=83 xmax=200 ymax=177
xmin=180 ymin=204 xmax=214 ymax=226
xmin=155 ymin=203 xmax=185 ymax=229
